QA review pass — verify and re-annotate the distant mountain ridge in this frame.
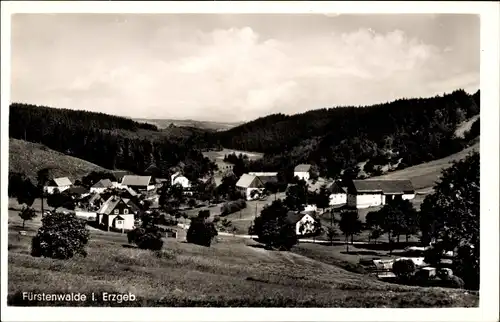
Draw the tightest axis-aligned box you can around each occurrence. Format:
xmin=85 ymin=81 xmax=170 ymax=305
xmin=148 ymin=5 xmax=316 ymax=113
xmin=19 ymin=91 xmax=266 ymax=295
xmin=134 ymin=118 xmax=243 ymax=132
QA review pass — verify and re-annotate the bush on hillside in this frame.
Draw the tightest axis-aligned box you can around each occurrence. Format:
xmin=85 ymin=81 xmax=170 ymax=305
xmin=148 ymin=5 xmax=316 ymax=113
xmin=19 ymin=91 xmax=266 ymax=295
xmin=31 ymin=212 xmax=90 ymax=259
xmin=220 ymin=199 xmax=247 ymax=216
xmin=186 ymin=211 xmax=218 ymax=247
xmin=392 ymin=259 xmax=416 ymax=280
xmin=127 ymin=225 xmax=164 ymax=251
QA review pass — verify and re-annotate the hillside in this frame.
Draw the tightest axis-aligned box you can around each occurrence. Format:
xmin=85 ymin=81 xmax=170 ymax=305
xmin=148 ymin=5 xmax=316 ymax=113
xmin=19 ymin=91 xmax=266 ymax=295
xmin=9 ymin=138 xmax=109 ymax=182
xmin=9 ymin=103 xmax=216 ymax=178
xmin=7 ymin=205 xmax=477 ymax=307
xmin=217 ymin=90 xmax=480 ymax=180
xmin=372 ymin=140 xmax=479 ymax=192
xmin=135 ymin=118 xmax=242 ymax=132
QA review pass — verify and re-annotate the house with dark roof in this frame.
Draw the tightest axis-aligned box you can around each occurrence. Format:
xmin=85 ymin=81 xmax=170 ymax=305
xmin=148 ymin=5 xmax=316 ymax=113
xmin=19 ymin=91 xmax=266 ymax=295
xmin=121 ymin=175 xmax=155 ymax=191
xmin=64 ymin=186 xmax=91 ymax=199
xmin=286 ymin=211 xmax=318 ymax=235
xmin=90 ymin=179 xmax=114 ymax=194
xmin=248 ymin=172 xmax=278 ymax=185
xmin=236 ymin=174 xmax=265 ymax=200
xmin=96 ymin=196 xmax=140 ymax=232
xmin=346 ymin=179 xmax=415 ymax=209
xmin=294 ymin=164 xmax=311 ymax=181
xmin=44 ymin=177 xmax=73 ymax=194
xmin=328 ymin=181 xmax=348 ymax=206
xmin=111 ymin=170 xmax=130 ymax=184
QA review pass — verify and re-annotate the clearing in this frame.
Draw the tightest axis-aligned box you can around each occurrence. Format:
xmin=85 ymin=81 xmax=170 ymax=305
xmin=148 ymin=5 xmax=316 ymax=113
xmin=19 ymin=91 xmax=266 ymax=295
xmin=9 ymin=138 xmax=109 ymax=182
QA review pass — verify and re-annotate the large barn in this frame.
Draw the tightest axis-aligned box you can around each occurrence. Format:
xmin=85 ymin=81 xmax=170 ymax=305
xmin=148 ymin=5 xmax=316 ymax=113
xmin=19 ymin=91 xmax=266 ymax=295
xmin=346 ymin=179 xmax=415 ymax=209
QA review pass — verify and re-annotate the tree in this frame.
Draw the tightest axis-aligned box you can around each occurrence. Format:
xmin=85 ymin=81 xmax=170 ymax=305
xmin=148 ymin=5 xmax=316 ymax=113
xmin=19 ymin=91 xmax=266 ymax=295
xmin=264 ymin=181 xmax=279 ymax=201
xmin=284 ymin=180 xmax=308 ymax=211
xmin=251 ymin=200 xmax=297 ymax=250
xmin=36 ymin=168 xmax=51 ymax=216
xmin=313 ymin=185 xmax=330 ymax=212
xmin=31 ymin=212 xmax=90 ymax=259
xmin=392 ymin=259 xmax=416 ymax=281
xmin=421 ymin=152 xmax=479 ymax=290
xmin=128 ymin=211 xmax=164 ymax=251
xmin=338 ymin=209 xmax=362 ymax=252
xmin=186 ymin=210 xmax=218 ymax=247
xmin=326 ymin=226 xmax=338 ymax=245
xmin=47 ymin=191 xmax=75 ymax=211
xmin=19 ymin=206 xmax=37 ymax=229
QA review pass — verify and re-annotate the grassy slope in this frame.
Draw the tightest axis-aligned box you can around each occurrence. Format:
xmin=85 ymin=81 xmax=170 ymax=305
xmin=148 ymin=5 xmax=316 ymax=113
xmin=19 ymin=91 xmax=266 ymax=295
xmin=371 ymin=140 xmax=479 ymax=192
xmin=7 ymin=199 xmax=477 ymax=307
xmin=9 ymin=138 xmax=109 ymax=182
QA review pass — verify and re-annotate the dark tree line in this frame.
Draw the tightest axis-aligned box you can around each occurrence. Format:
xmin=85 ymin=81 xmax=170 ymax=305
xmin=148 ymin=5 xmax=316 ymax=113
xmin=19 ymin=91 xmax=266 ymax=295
xmin=9 ymin=103 xmax=216 ymax=178
xmin=216 ymin=90 xmax=480 ymax=179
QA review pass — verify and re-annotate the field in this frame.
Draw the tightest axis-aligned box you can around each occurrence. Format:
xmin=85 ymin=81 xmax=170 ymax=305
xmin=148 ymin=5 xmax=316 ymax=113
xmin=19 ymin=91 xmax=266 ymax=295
xmin=7 ymin=198 xmax=477 ymax=308
xmin=9 ymin=138 xmax=109 ymax=182
xmin=202 ymin=148 xmax=264 ymax=161
xmin=372 ymin=141 xmax=479 ymax=192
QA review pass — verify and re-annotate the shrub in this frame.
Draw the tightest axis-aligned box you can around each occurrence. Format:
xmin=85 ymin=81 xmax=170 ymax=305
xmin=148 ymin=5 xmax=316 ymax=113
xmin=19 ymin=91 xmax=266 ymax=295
xmin=392 ymin=259 xmax=416 ymax=280
xmin=186 ymin=211 xmax=218 ymax=247
xmin=447 ymin=275 xmax=465 ymax=289
xmin=31 ymin=212 xmax=90 ymax=260
xmin=220 ymin=199 xmax=247 ymax=216
xmin=128 ymin=226 xmax=164 ymax=251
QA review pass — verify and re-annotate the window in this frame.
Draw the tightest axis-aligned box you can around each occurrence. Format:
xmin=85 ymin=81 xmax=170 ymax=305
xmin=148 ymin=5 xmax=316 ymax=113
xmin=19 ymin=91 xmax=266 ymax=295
xmin=124 ymin=209 xmax=129 ymax=214
xmin=116 ymin=220 xmax=123 ymax=225
xmin=114 ymin=209 xmax=119 ymax=214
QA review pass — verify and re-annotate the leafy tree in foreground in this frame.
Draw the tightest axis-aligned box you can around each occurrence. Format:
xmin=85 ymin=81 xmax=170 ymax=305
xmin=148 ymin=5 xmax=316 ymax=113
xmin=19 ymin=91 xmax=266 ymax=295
xmin=392 ymin=259 xmax=416 ymax=281
xmin=284 ymin=179 xmax=308 ymax=212
xmin=338 ymin=209 xmax=362 ymax=252
xmin=31 ymin=212 xmax=90 ymax=259
xmin=251 ymin=200 xmax=297 ymax=250
xmin=186 ymin=210 xmax=218 ymax=247
xmin=47 ymin=191 xmax=75 ymax=211
xmin=421 ymin=152 xmax=479 ymax=290
xmin=19 ymin=206 xmax=37 ymax=229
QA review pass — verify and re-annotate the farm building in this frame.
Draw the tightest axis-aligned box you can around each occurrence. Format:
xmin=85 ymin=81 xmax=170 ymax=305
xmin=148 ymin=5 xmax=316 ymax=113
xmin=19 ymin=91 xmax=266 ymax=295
xmin=44 ymin=177 xmax=72 ymax=194
xmin=90 ymin=179 xmax=114 ymax=194
xmin=346 ymin=179 xmax=415 ymax=209
xmin=328 ymin=181 xmax=347 ymax=206
xmin=236 ymin=174 xmax=265 ymax=200
xmin=294 ymin=164 xmax=311 ymax=181
xmin=111 ymin=170 xmax=130 ymax=188
xmin=121 ymin=175 xmax=155 ymax=191
xmin=286 ymin=211 xmax=318 ymax=236
xmin=248 ymin=172 xmax=278 ymax=185
xmin=96 ymin=196 xmax=140 ymax=232
xmin=171 ymin=172 xmax=191 ymax=189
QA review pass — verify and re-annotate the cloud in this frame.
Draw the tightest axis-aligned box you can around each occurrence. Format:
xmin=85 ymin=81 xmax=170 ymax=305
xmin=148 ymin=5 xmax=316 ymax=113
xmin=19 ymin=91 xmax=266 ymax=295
xmin=11 ymin=18 xmax=479 ymax=122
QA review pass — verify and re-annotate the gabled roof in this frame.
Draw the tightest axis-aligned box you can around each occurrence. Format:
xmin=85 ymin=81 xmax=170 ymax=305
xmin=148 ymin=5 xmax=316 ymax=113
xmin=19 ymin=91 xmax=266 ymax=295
xmin=121 ymin=186 xmax=138 ymax=197
xmin=248 ymin=172 xmax=278 ymax=177
xmin=112 ymin=170 xmax=130 ymax=182
xmin=285 ymin=211 xmax=314 ymax=225
xmin=328 ymin=181 xmax=347 ymax=194
xmin=121 ymin=175 xmax=151 ymax=187
xmin=98 ymin=196 xmax=138 ymax=215
xmin=294 ymin=164 xmax=311 ymax=172
xmin=92 ymin=179 xmax=113 ymax=189
xmin=88 ymin=193 xmax=102 ymax=204
xmin=115 ymin=215 xmax=125 ymax=220
xmin=236 ymin=174 xmax=264 ymax=189
xmin=351 ymin=179 xmax=414 ymax=194
xmin=48 ymin=177 xmax=72 ymax=187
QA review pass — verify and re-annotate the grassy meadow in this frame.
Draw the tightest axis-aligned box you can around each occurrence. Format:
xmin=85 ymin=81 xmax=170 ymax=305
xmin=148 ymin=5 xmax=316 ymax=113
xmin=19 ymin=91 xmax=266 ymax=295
xmin=7 ymin=198 xmax=478 ymax=308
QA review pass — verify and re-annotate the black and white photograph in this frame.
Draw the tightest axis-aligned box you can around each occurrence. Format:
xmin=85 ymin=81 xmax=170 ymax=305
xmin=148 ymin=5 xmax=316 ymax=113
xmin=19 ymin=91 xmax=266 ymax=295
xmin=1 ymin=1 xmax=498 ymax=322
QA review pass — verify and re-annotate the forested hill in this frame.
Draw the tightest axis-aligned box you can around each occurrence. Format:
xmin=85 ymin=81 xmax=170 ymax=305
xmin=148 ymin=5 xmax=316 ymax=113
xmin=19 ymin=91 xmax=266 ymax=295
xmin=9 ymin=103 xmax=217 ymax=180
xmin=218 ymin=89 xmax=480 ymax=179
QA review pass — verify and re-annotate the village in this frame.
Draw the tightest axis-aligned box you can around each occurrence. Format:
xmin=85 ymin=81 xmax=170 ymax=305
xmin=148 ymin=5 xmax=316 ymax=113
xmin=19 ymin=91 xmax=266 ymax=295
xmin=28 ymin=158 xmax=456 ymax=285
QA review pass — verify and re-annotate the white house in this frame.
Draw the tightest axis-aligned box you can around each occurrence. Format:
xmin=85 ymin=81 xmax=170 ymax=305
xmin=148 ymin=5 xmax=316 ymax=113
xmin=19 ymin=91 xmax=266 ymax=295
xmin=294 ymin=164 xmax=311 ymax=181
xmin=90 ymin=179 xmax=114 ymax=194
xmin=235 ymin=174 xmax=265 ymax=200
xmin=346 ymin=179 xmax=415 ymax=209
xmin=44 ymin=177 xmax=72 ymax=194
xmin=96 ymin=196 xmax=140 ymax=232
xmin=171 ymin=172 xmax=191 ymax=189
xmin=328 ymin=181 xmax=347 ymax=206
xmin=121 ymin=175 xmax=155 ymax=191
xmin=286 ymin=211 xmax=318 ymax=235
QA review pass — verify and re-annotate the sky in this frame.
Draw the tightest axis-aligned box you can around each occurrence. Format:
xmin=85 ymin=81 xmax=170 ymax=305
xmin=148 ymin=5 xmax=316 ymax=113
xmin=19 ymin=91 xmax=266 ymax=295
xmin=11 ymin=14 xmax=480 ymax=123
